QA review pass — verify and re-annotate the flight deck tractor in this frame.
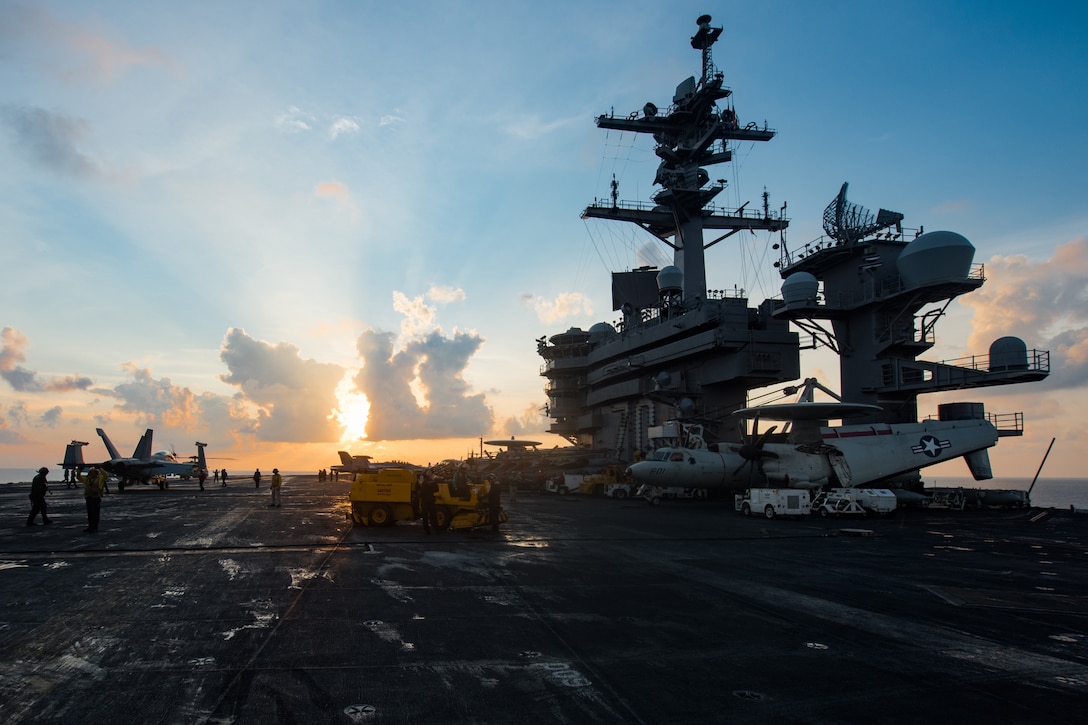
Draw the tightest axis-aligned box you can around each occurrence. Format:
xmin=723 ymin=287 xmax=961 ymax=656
xmin=348 ymin=468 xmax=506 ymax=530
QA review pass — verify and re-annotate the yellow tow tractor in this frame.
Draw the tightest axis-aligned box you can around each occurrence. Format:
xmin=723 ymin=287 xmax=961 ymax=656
xmin=348 ymin=468 xmax=508 ymax=530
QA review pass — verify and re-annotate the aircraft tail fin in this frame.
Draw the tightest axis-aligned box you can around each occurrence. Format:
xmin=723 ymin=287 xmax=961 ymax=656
xmin=96 ymin=428 xmax=123 ymax=460
xmin=338 ymin=451 xmax=353 ymax=467
xmin=964 ymin=449 xmax=994 ymax=480
xmin=195 ymin=442 xmax=208 ymax=473
xmin=133 ymin=429 xmax=154 ymax=461
xmin=61 ymin=441 xmax=88 ymax=469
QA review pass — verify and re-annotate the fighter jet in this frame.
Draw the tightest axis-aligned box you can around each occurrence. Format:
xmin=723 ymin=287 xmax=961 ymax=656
xmin=60 ymin=429 xmax=208 ymax=490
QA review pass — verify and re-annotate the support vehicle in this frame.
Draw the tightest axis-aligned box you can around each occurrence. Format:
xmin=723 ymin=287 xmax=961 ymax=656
xmin=735 ymin=488 xmax=811 ymax=518
xmin=349 ymin=468 xmax=507 ymax=530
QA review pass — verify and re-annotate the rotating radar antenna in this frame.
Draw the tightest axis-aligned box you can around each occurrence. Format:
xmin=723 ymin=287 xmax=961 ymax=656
xmin=822 ymin=182 xmax=904 ymax=245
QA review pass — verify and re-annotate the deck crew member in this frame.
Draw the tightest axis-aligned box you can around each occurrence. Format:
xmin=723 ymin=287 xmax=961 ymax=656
xmin=270 ymin=468 xmax=282 ymax=507
xmin=27 ymin=467 xmax=52 ymax=526
xmin=419 ymin=472 xmax=439 ymax=534
xmin=84 ymin=466 xmax=106 ymax=533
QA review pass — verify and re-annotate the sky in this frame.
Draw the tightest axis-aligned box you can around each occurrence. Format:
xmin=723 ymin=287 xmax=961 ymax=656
xmin=1 ymin=1 xmax=1085 ymax=478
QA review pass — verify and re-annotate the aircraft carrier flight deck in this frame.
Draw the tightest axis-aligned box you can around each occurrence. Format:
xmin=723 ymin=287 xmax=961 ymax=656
xmin=1 ymin=476 xmax=1086 ymax=724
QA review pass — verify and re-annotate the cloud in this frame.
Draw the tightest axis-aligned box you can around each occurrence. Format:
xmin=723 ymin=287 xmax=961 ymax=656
xmin=427 ymin=285 xmax=466 ymax=304
xmin=393 ymin=291 xmax=438 ymax=339
xmin=0 ymin=105 xmax=103 ymax=178
xmin=501 ymin=113 xmax=579 ymax=140
xmin=522 ymin=292 xmax=593 ymax=324
xmin=0 ymin=326 xmax=94 ymax=392
xmin=329 ymin=116 xmax=361 ymax=139
xmin=0 ymin=3 xmax=178 ymax=85
xmin=314 ymin=181 xmax=360 ymax=220
xmin=6 ymin=402 xmax=31 ymax=427
xmin=959 ymin=237 xmax=1088 ymax=389
xmin=105 ymin=363 xmax=200 ymax=428
xmin=353 ymin=328 xmax=492 ymax=440
xmin=39 ymin=405 xmax=62 ymax=427
xmin=219 ymin=328 xmax=345 ymax=442
xmin=274 ymin=106 xmax=316 ymax=133
xmin=500 ymin=403 xmax=548 ymax=438
xmin=0 ymin=415 xmax=26 ymax=445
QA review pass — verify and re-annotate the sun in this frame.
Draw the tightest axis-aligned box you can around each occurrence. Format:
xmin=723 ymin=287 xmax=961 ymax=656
xmin=332 ymin=373 xmax=370 ymax=442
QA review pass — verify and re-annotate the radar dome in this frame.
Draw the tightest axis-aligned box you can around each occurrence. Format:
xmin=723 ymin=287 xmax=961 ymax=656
xmin=896 ymin=231 xmax=975 ymax=287
xmin=781 ymin=271 xmax=819 ymax=305
xmin=657 ymin=266 xmax=683 ymax=293
xmin=588 ymin=322 xmax=617 ymax=342
xmin=989 ymin=336 xmax=1029 ymax=371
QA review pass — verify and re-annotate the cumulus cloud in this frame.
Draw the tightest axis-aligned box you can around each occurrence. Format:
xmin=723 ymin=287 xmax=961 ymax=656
xmin=960 ymin=237 xmax=1088 ymax=389
xmin=353 ymin=328 xmax=492 ymax=440
xmin=219 ymin=328 xmax=345 ymax=442
xmin=427 ymin=285 xmax=466 ymax=304
xmin=39 ymin=405 xmax=62 ymax=427
xmin=0 ymin=105 xmax=103 ymax=178
xmin=105 ymin=363 xmax=200 ymax=428
xmin=500 ymin=403 xmax=548 ymax=438
xmin=0 ymin=326 xmax=93 ymax=392
xmin=522 ymin=292 xmax=593 ymax=324
xmin=393 ymin=291 xmax=439 ymax=339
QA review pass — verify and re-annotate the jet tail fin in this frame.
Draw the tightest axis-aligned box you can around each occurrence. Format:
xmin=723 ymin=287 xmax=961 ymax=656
xmin=133 ymin=429 xmax=154 ymax=461
xmin=338 ymin=451 xmax=353 ymax=467
xmin=61 ymin=441 xmax=88 ymax=469
xmin=195 ymin=442 xmax=208 ymax=473
xmin=964 ymin=449 xmax=994 ymax=480
xmin=96 ymin=428 xmax=122 ymax=460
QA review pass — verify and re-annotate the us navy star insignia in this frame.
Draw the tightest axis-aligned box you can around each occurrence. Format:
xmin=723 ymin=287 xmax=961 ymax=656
xmin=911 ymin=435 xmax=950 ymax=458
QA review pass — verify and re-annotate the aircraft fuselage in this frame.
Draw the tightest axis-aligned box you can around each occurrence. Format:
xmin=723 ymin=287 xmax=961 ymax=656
xmin=627 ymin=418 xmax=999 ymax=490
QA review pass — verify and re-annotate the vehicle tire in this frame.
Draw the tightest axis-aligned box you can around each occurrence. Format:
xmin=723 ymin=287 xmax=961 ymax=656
xmin=649 ymin=496 xmax=661 ymax=506
xmin=434 ymin=505 xmax=452 ymax=531
xmin=819 ymin=506 xmax=830 ymax=518
xmin=558 ymin=486 xmax=568 ymax=495
xmin=612 ymin=488 xmax=628 ymax=499
xmin=369 ymin=503 xmax=393 ymax=527
xmin=764 ymin=505 xmax=776 ymax=519
xmin=741 ymin=503 xmax=751 ymax=517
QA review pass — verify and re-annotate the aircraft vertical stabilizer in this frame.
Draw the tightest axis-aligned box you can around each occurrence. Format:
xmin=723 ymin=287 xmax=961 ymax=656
xmin=96 ymin=428 xmax=123 ymax=460
xmin=61 ymin=441 xmax=88 ymax=470
xmin=339 ymin=451 xmax=354 ymax=467
xmin=133 ymin=429 xmax=154 ymax=461
xmin=964 ymin=449 xmax=994 ymax=480
xmin=196 ymin=442 xmax=208 ymax=473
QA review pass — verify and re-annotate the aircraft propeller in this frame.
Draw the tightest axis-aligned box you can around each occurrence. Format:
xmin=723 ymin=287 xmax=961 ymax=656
xmin=729 ymin=422 xmax=779 ymax=481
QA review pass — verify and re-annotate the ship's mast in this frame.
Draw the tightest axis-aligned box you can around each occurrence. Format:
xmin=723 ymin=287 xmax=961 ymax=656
xmin=582 ymin=14 xmax=787 ymax=301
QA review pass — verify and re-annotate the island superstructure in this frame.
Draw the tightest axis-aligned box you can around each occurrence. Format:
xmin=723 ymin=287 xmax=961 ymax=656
xmin=537 ymin=15 xmax=798 ymax=461
xmin=536 ymin=14 xmax=1049 ymax=469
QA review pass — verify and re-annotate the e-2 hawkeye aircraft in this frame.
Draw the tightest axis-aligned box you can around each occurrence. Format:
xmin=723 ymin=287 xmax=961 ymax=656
xmin=60 ymin=429 xmax=208 ymax=490
xmin=626 ymin=400 xmax=999 ymax=492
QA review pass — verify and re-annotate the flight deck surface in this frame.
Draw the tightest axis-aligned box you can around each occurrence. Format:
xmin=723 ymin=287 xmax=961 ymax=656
xmin=2 ymin=477 xmax=1085 ymax=724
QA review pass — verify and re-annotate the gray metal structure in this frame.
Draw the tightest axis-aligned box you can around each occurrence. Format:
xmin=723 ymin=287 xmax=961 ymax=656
xmin=538 ymin=14 xmax=1049 ymax=469
xmin=538 ymin=15 xmax=798 ymax=459
xmin=773 ymin=183 xmax=1049 ymax=427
